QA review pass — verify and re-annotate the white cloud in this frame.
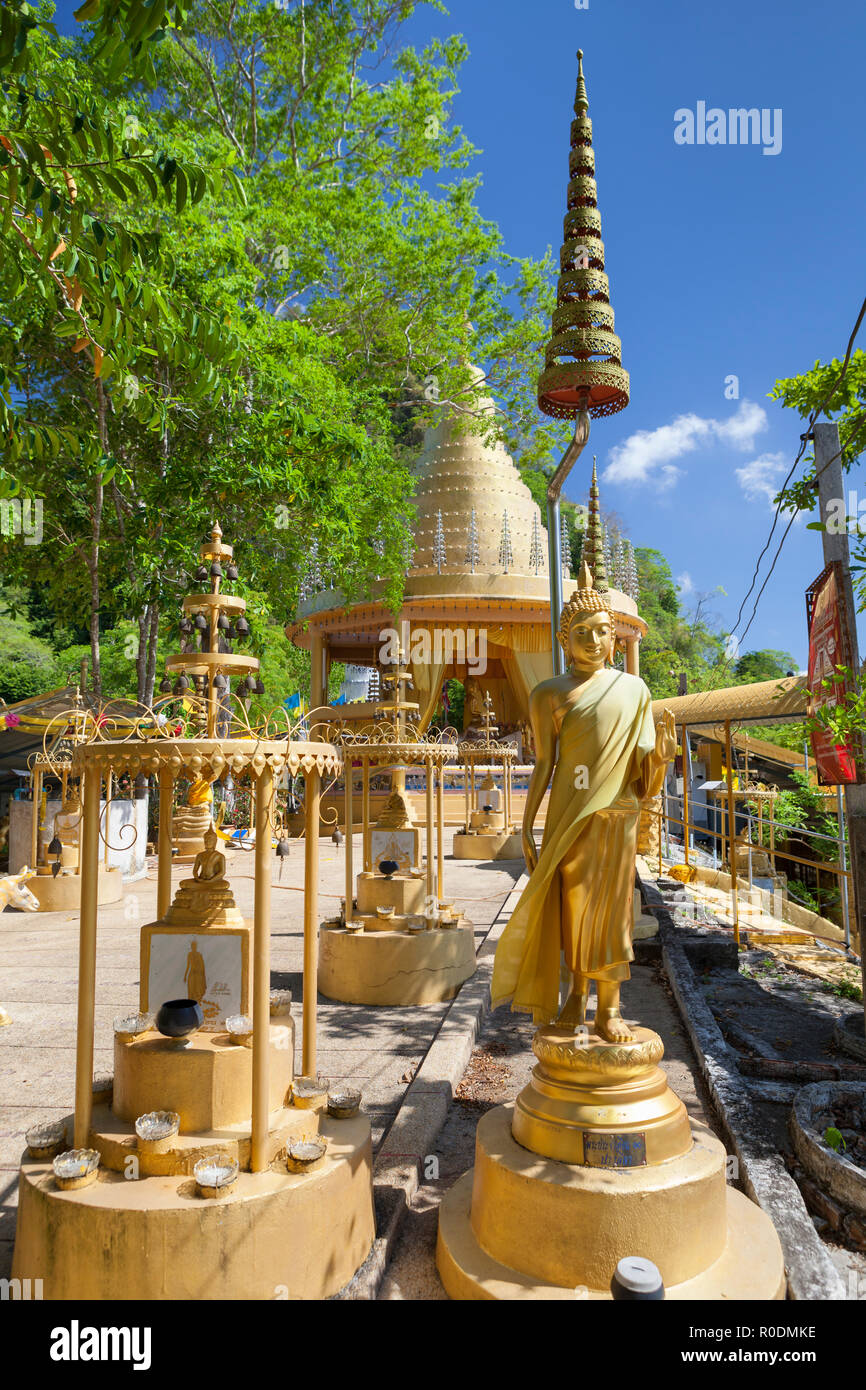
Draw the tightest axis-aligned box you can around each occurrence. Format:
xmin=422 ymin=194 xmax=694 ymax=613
xmin=735 ymin=451 xmax=788 ymax=507
xmin=603 ymin=400 xmax=768 ymax=487
xmin=714 ymin=399 xmax=767 ymax=448
xmin=676 ymin=571 xmax=694 ymax=595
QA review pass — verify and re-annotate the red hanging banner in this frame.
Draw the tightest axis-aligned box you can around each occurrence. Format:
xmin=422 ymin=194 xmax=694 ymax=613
xmin=805 ymin=562 xmax=859 ymax=785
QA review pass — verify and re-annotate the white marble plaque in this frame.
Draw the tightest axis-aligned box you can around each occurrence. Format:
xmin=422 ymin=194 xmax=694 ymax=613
xmin=371 ymin=829 xmax=415 ymax=872
xmin=147 ymin=932 xmax=243 ymax=1030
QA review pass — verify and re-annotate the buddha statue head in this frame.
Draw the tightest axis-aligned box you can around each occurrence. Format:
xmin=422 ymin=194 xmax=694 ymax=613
xmin=558 ymin=562 xmax=615 ymax=673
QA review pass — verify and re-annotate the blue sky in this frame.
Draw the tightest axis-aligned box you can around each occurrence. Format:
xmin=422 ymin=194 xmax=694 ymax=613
xmin=52 ymin=0 xmax=866 ymax=666
xmin=397 ymin=0 xmax=866 ymax=667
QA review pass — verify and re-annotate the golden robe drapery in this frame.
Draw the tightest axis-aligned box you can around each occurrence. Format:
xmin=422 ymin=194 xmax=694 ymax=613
xmin=491 ymin=668 xmax=657 ymax=1023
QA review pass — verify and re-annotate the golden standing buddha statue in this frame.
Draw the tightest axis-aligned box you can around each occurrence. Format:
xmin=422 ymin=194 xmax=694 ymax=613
xmin=491 ymin=561 xmax=676 ymax=1041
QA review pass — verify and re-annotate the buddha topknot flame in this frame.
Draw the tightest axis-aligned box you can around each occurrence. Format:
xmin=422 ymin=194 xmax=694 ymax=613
xmin=557 ymin=561 xmax=612 ymax=651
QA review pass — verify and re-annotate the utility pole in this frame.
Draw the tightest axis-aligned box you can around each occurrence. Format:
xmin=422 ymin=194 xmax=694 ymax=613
xmin=814 ymin=422 xmax=866 ymax=1006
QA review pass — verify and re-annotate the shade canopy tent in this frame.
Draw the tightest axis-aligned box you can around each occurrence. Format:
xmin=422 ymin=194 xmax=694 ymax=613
xmin=0 ymin=686 xmax=143 ymax=791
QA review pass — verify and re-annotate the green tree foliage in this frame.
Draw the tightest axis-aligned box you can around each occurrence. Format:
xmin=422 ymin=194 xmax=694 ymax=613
xmin=0 ymin=0 xmax=244 ymax=482
xmin=630 ymin=548 xmax=725 ymax=700
xmin=2 ymin=0 xmax=556 ymax=708
xmin=770 ymin=346 xmax=866 ymax=744
xmin=770 ymin=349 xmax=866 ymax=513
xmin=733 ymin=649 xmax=797 ymax=683
xmin=0 ymin=587 xmax=56 ymax=700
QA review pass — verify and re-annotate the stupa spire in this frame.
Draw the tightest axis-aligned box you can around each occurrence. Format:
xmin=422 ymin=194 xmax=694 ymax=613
xmin=537 ymin=50 xmax=629 ymax=420
xmin=529 ymin=512 xmax=545 ymax=575
xmin=575 ymin=47 xmax=588 ymax=114
xmin=583 ymin=456 xmax=609 ymax=592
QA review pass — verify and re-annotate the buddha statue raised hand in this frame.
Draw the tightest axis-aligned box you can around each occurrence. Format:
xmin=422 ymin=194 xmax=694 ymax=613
xmin=491 ymin=562 xmax=676 ymax=1043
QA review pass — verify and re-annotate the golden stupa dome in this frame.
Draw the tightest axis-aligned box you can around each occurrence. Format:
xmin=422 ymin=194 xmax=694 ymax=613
xmin=408 ymin=364 xmax=548 ymax=587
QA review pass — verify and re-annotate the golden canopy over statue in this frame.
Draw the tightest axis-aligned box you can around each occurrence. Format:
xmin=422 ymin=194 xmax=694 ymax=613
xmin=491 ymin=562 xmax=676 ymax=1041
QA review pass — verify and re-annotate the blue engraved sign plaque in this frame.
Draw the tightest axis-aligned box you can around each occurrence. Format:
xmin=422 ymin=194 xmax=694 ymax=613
xmin=583 ymin=1131 xmax=647 ymax=1168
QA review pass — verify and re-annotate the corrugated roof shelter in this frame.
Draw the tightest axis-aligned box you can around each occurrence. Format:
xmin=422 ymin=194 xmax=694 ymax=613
xmin=651 ymin=676 xmax=808 ymax=731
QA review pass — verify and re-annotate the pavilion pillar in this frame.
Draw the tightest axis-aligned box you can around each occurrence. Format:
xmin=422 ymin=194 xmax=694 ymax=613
xmin=73 ymin=769 xmax=101 ymax=1148
xmin=251 ymin=765 xmax=274 ymax=1173
xmin=681 ymin=725 xmax=690 ymax=866
xmin=435 ymin=763 xmax=444 ymax=902
xmin=425 ymin=756 xmax=435 ymax=910
xmin=344 ymin=761 xmax=354 ymax=920
xmin=30 ymin=767 xmax=43 ymax=868
xmin=302 ymin=768 xmax=321 ymax=1077
xmin=625 ymin=637 xmax=640 ymax=676
xmin=157 ymin=766 xmax=174 ymax=920
xmin=362 ymin=755 xmax=371 ymax=872
xmin=310 ymin=626 xmax=326 ymax=716
xmin=103 ymin=771 xmax=113 ymax=866
xmin=725 ymin=719 xmax=740 ymax=946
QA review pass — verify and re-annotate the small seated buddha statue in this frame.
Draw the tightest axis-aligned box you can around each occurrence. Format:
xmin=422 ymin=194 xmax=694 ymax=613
xmin=164 ymin=824 xmax=243 ymax=928
xmin=192 ymin=823 xmax=227 ymax=884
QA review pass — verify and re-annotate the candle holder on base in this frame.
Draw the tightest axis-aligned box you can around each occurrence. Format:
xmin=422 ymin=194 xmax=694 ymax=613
xmin=453 ymin=693 xmax=522 ymax=862
xmin=318 ymin=650 xmax=476 ymax=1006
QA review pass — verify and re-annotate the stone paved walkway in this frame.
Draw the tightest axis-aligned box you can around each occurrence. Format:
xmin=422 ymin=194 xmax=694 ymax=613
xmin=0 ymin=830 xmax=522 ymax=1279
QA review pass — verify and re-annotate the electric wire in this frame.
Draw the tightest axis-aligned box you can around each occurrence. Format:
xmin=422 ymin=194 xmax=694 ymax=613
xmin=727 ymin=293 xmax=866 ymax=656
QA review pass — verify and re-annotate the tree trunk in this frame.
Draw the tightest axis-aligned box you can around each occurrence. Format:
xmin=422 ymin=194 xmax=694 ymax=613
xmin=144 ymin=603 xmax=159 ymax=707
xmin=89 ymin=379 xmax=108 ymax=698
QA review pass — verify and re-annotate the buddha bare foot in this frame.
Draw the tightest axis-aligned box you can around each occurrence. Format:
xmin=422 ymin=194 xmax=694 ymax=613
xmin=594 ymin=1008 xmax=634 ymax=1044
xmin=556 ymin=990 xmax=588 ymax=1030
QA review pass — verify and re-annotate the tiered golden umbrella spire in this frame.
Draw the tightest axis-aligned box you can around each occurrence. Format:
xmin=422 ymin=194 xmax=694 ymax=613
xmin=582 ymin=457 xmax=609 ymax=591
xmin=537 ymin=50 xmax=630 ymax=421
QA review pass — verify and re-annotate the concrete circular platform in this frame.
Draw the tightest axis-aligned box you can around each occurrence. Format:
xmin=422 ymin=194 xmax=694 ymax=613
xmin=436 ymin=1169 xmax=786 ymax=1300
xmin=29 ymin=866 xmax=122 ymax=911
xmin=319 ymin=922 xmax=476 ymax=1005
xmin=436 ymin=1103 xmax=785 ymax=1300
xmin=453 ymin=831 xmax=523 ymax=861
xmin=13 ymin=1113 xmax=375 ymax=1300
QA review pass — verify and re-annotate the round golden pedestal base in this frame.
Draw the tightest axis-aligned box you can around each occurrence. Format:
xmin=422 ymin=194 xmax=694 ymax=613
xmin=319 ymin=922 xmax=476 ymax=1005
xmin=436 ymin=1104 xmax=785 ymax=1300
xmin=29 ymin=865 xmax=122 ymax=912
xmin=512 ymin=1025 xmax=692 ymax=1166
xmin=12 ymin=1114 xmax=375 ymax=1300
xmin=452 ymin=831 xmax=523 ymax=861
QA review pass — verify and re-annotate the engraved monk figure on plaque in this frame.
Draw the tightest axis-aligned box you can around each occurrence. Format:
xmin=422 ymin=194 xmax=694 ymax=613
xmin=184 ymin=939 xmax=207 ymax=1003
xmin=491 ymin=562 xmax=676 ymax=1042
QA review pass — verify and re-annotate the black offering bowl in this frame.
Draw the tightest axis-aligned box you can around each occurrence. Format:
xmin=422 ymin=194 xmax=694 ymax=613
xmin=378 ymin=859 xmax=399 ymax=879
xmin=155 ymin=998 xmax=204 ymax=1046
